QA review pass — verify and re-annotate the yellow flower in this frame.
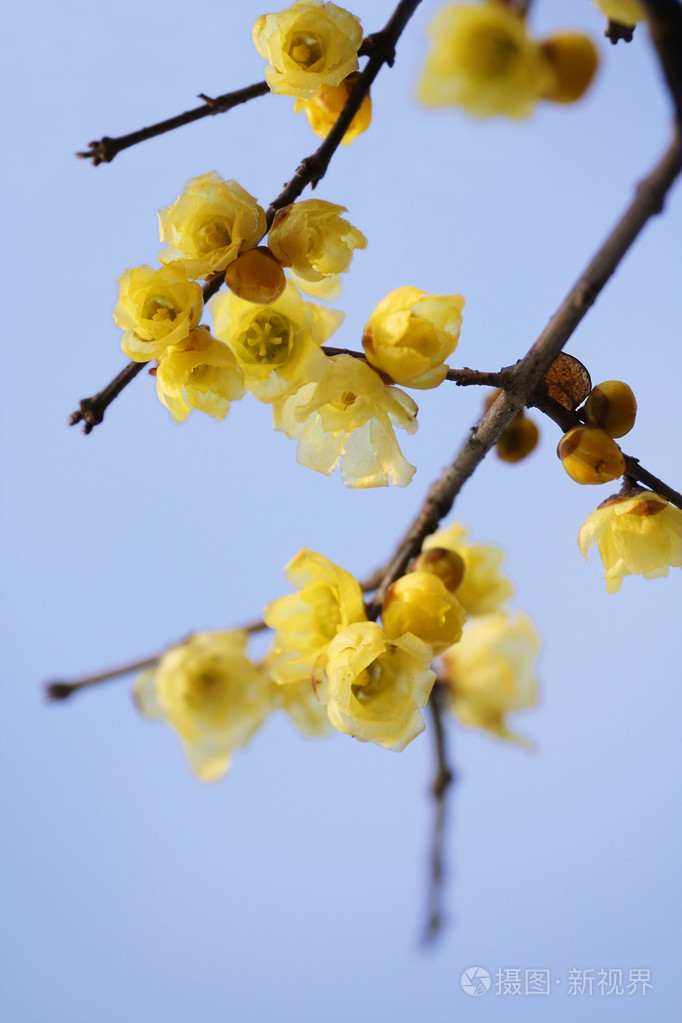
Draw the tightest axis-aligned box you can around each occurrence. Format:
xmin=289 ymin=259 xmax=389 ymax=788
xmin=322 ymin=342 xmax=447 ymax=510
xmin=439 ymin=612 xmax=539 ymax=746
xmin=381 ymin=571 xmax=466 ymax=654
xmin=264 ymin=548 xmax=367 ymax=686
xmin=416 ymin=2 xmax=554 ymax=119
xmin=154 ymin=326 xmax=245 ymax=423
xmin=540 ymin=32 xmax=599 ymax=105
xmin=272 ymin=354 xmax=419 ymax=488
xmin=158 ymin=172 xmax=266 ymax=280
xmin=318 ymin=621 xmax=436 ymax=751
xmin=593 ymin=0 xmax=646 ymax=26
xmin=578 ymin=491 xmax=682 ymax=593
xmin=253 ymin=1 xmax=363 ymax=99
xmin=267 ymin=669 xmax=332 ymax=736
xmin=362 ymin=286 xmax=465 ymax=389
xmin=114 ymin=265 xmax=203 ymax=362
xmin=294 ymin=72 xmax=372 ymax=144
xmin=210 ymin=280 xmax=343 ymax=402
xmin=268 ymin=199 xmax=367 ymax=301
xmin=424 ymin=522 xmax=513 ymax=615
xmin=133 ymin=631 xmax=271 ymax=781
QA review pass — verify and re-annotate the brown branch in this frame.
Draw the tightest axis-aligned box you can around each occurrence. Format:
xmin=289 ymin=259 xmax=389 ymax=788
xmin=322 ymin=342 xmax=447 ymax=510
xmin=76 ymin=82 xmax=270 ymax=166
xmin=264 ymin=0 xmax=423 ymax=228
xmin=646 ymin=1 xmax=682 ymax=126
xmin=533 ymin=394 xmax=682 ymax=509
xmin=367 ymin=130 xmax=681 ymax=616
xmin=69 ymin=360 xmax=147 ymax=433
xmin=422 ymin=680 xmax=455 ymax=944
xmin=605 ymin=19 xmax=635 ymax=44
xmin=446 ymin=366 xmax=511 ymax=387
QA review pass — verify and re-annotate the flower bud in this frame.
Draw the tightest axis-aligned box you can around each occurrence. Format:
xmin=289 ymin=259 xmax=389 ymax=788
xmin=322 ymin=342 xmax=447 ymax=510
xmin=382 ymin=571 xmax=466 ymax=654
xmin=584 ymin=380 xmax=637 ymax=438
xmin=224 ymin=246 xmax=286 ymax=304
xmin=496 ymin=413 xmax=539 ymax=463
xmin=410 ymin=547 xmax=466 ymax=594
xmin=540 ymin=32 xmax=599 ymax=104
xmin=557 ymin=425 xmax=625 ymax=485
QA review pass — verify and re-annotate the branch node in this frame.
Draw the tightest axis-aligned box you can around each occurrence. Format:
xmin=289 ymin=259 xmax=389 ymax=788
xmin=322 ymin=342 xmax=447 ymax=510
xmin=76 ymin=137 xmax=116 ymax=166
xmin=606 ymin=20 xmax=635 ymax=44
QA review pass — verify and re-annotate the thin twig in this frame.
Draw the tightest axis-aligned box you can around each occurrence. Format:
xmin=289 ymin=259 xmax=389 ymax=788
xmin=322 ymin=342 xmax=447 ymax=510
xmin=76 ymin=82 xmax=270 ymax=166
xmin=69 ymin=361 xmax=147 ymax=434
xmin=423 ymin=680 xmax=455 ymax=944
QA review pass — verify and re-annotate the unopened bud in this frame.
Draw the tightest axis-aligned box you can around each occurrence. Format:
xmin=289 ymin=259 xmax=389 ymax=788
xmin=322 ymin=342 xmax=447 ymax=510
xmin=584 ymin=380 xmax=637 ymax=438
xmin=496 ymin=413 xmax=539 ymax=463
xmin=382 ymin=571 xmax=465 ymax=654
xmin=224 ymin=247 xmax=286 ymax=304
xmin=558 ymin=424 xmax=625 ymax=485
xmin=541 ymin=32 xmax=599 ymax=104
xmin=411 ymin=547 xmax=466 ymax=593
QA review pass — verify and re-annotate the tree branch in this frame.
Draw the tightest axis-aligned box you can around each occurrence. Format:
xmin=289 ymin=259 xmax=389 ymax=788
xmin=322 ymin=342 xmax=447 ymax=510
xmin=422 ymin=680 xmax=455 ymax=944
xmin=76 ymin=82 xmax=270 ymax=166
xmin=69 ymin=360 xmax=147 ymax=433
xmin=367 ymin=130 xmax=681 ymax=616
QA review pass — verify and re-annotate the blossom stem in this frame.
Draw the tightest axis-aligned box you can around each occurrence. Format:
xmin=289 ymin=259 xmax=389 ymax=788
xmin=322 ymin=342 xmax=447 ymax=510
xmin=76 ymin=82 xmax=270 ymax=166
xmin=69 ymin=360 xmax=147 ymax=433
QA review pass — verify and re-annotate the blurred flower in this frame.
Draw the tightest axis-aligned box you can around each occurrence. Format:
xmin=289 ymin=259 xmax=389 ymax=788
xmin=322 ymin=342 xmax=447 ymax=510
xmin=423 ymin=522 xmax=513 ymax=615
xmin=268 ymin=671 xmax=332 ymax=736
xmin=268 ymin=200 xmax=366 ymax=301
xmin=362 ymin=286 xmax=465 ymax=389
xmin=319 ymin=621 xmax=436 ymax=751
xmin=439 ymin=612 xmax=539 ymax=746
xmin=295 ymin=73 xmax=371 ymax=144
xmin=593 ymin=0 xmax=645 ymax=26
xmin=114 ymin=265 xmax=203 ymax=362
xmin=272 ymin=354 xmax=418 ymax=488
xmin=416 ymin=2 xmax=554 ymax=119
xmin=158 ymin=172 xmax=266 ymax=279
xmin=210 ymin=280 xmax=342 ymax=402
xmin=253 ymin=1 xmax=363 ymax=99
xmin=578 ymin=491 xmax=682 ymax=593
xmin=264 ymin=548 xmax=367 ymax=686
xmin=154 ymin=326 xmax=245 ymax=423
xmin=381 ymin=571 xmax=466 ymax=654
xmin=134 ymin=631 xmax=270 ymax=781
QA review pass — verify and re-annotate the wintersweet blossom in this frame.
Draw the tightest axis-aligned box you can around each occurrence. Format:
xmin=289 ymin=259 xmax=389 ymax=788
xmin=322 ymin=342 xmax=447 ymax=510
xmin=114 ymin=265 xmax=203 ymax=362
xmin=593 ymin=0 xmax=645 ymax=26
xmin=416 ymin=2 xmax=554 ymax=119
xmin=272 ymin=354 xmax=419 ymax=488
xmin=362 ymin=286 xmax=465 ymax=389
xmin=318 ymin=621 xmax=436 ymax=751
xmin=158 ymin=172 xmax=266 ymax=279
xmin=381 ymin=571 xmax=466 ymax=654
xmin=134 ymin=631 xmax=271 ymax=781
xmin=578 ymin=491 xmax=682 ymax=593
xmin=294 ymin=73 xmax=372 ymax=144
xmin=264 ymin=548 xmax=367 ymax=686
xmin=210 ymin=280 xmax=343 ymax=402
xmin=253 ymin=1 xmax=363 ymax=99
xmin=439 ymin=613 xmax=539 ymax=746
xmin=268 ymin=672 xmax=332 ymax=736
xmin=154 ymin=326 xmax=245 ymax=423
xmin=268 ymin=199 xmax=367 ymax=300
xmin=423 ymin=522 xmax=513 ymax=615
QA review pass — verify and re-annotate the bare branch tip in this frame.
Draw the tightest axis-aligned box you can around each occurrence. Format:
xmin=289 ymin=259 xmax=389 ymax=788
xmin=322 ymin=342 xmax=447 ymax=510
xmin=45 ymin=681 xmax=75 ymax=702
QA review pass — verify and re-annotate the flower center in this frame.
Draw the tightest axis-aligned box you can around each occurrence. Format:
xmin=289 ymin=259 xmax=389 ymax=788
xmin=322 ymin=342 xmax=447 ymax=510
xmin=351 ymin=660 xmax=388 ymax=705
xmin=289 ymin=32 xmax=323 ymax=68
xmin=142 ymin=295 xmax=178 ymax=322
xmin=184 ymin=669 xmax=225 ymax=712
xmin=241 ymin=312 xmax=294 ymax=364
xmin=468 ymin=28 xmax=518 ymax=78
xmin=195 ymin=218 xmax=232 ymax=253
xmin=331 ymin=390 xmax=357 ymax=411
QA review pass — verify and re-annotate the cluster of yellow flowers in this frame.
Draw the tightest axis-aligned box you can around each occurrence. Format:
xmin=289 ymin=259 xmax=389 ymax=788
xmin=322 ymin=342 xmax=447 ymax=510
xmin=417 ymin=1 xmax=600 ymax=119
xmin=135 ymin=524 xmax=540 ymax=778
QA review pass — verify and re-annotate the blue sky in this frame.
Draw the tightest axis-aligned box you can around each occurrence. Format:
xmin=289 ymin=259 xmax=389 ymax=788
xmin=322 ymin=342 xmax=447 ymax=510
xmin=2 ymin=2 xmax=681 ymax=1021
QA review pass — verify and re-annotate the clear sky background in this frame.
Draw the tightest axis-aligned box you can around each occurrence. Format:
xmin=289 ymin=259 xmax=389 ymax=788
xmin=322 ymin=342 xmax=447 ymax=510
xmin=2 ymin=1 xmax=681 ymax=1021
